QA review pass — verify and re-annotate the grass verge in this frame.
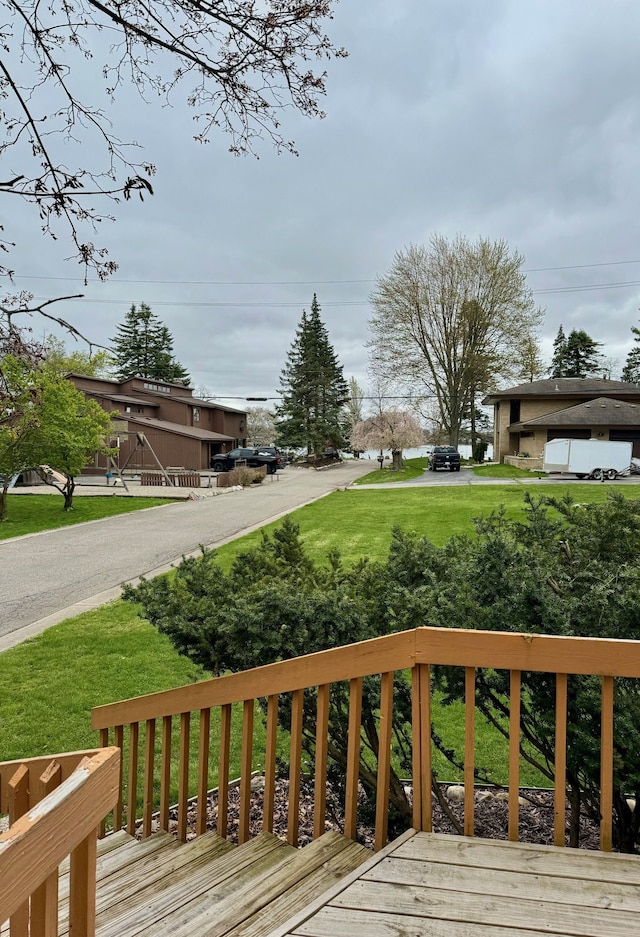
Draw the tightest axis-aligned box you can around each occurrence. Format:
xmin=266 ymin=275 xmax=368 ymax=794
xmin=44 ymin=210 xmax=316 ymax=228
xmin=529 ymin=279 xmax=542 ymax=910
xmin=0 ymin=494 xmax=178 ymax=540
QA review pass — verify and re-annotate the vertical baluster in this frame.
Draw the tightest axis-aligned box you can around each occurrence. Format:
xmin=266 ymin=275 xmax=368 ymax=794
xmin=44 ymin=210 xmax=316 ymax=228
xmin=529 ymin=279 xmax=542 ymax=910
xmin=197 ymin=708 xmax=211 ymax=837
xmin=345 ymin=677 xmax=362 ymax=841
xmin=313 ymin=684 xmax=330 ymax=840
xmin=508 ymin=670 xmax=521 ymax=842
xmin=159 ymin=715 xmax=172 ymax=833
xmin=142 ymin=719 xmax=156 ymax=839
xmin=374 ymin=671 xmax=394 ymax=852
xmin=239 ymin=700 xmax=254 ymax=845
xmin=98 ymin=727 xmax=109 ymax=838
xmin=264 ymin=695 xmax=279 ymax=834
xmin=287 ymin=689 xmax=304 ymax=847
xmin=412 ymin=663 xmax=432 ymax=832
xmin=600 ymin=675 xmax=614 ymax=852
xmin=177 ymin=712 xmax=191 ymax=843
xmin=464 ymin=667 xmax=475 ymax=837
xmin=554 ymin=673 xmax=568 ymax=847
xmin=31 ymin=761 xmax=62 ymax=937
xmin=127 ymin=722 xmax=139 ymax=835
xmin=114 ymin=724 xmax=124 ymax=831
xmin=8 ymin=763 xmax=30 ymax=937
xmin=218 ymin=703 xmax=232 ymax=838
xmin=69 ymin=831 xmax=97 ymax=937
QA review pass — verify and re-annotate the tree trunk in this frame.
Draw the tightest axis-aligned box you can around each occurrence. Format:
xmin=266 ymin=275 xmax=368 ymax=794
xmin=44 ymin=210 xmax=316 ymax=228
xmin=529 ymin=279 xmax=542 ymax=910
xmin=63 ymin=476 xmax=75 ymax=511
xmin=568 ymin=784 xmax=581 ymax=848
xmin=0 ymin=482 xmax=8 ymax=521
xmin=391 ymin=449 xmax=403 ymax=471
xmin=470 ymin=385 xmax=477 ymax=461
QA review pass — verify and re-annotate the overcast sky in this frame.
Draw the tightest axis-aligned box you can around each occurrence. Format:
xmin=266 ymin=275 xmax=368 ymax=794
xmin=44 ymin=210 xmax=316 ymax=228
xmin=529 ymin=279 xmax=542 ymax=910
xmin=8 ymin=1 xmax=640 ymax=407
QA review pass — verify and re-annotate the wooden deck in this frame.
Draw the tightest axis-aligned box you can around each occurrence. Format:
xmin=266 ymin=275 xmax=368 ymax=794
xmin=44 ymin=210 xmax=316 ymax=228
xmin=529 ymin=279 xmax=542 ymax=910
xmin=270 ymin=829 xmax=640 ymax=937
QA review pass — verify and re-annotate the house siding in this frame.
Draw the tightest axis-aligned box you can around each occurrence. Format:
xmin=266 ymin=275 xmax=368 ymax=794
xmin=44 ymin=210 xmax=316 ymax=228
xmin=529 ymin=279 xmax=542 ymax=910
xmin=490 ymin=381 xmax=640 ymax=462
xmin=68 ymin=374 xmax=247 ymax=473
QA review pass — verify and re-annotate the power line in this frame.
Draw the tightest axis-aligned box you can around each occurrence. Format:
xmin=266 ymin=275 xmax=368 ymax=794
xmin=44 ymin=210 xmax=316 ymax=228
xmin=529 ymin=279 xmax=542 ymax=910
xmin=12 ymin=257 xmax=640 ymax=285
xmin=32 ymin=276 xmax=640 ymax=310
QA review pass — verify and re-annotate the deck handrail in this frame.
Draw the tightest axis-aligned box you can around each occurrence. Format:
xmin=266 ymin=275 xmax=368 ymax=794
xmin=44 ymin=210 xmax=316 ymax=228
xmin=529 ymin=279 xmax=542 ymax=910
xmin=91 ymin=627 xmax=640 ymax=730
xmin=0 ymin=746 xmax=120 ymax=935
xmin=90 ymin=626 xmax=640 ymax=852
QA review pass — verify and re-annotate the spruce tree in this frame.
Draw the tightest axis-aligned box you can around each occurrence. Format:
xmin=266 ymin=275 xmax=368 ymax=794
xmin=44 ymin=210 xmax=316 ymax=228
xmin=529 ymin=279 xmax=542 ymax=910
xmin=276 ymin=295 xmax=349 ymax=455
xmin=562 ymin=329 xmax=602 ymax=378
xmin=110 ymin=303 xmax=190 ymax=384
xmin=549 ymin=325 xmax=601 ymax=378
xmin=622 ymin=325 xmax=640 ymax=384
xmin=548 ymin=325 xmax=567 ymax=377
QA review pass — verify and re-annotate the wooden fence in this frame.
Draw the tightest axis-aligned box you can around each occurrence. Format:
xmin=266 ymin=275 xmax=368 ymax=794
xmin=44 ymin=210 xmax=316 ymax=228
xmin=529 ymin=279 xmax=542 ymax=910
xmin=90 ymin=626 xmax=640 ymax=854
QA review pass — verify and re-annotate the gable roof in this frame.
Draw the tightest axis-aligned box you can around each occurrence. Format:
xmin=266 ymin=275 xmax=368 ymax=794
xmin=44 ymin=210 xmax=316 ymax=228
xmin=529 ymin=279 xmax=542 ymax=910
xmin=521 ymin=397 xmax=640 ymax=428
xmin=483 ymin=377 xmax=640 ymax=404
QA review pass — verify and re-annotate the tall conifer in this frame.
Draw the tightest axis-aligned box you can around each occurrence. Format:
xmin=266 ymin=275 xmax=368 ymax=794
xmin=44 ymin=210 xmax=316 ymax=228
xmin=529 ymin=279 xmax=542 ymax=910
xmin=622 ymin=325 xmax=640 ymax=384
xmin=276 ymin=295 xmax=349 ymax=455
xmin=111 ymin=303 xmax=190 ymax=384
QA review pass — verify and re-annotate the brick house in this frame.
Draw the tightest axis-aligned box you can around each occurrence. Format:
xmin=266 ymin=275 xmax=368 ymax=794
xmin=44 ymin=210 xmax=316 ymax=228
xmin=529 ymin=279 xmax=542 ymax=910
xmin=483 ymin=377 xmax=640 ymax=463
xmin=69 ymin=374 xmax=247 ymax=473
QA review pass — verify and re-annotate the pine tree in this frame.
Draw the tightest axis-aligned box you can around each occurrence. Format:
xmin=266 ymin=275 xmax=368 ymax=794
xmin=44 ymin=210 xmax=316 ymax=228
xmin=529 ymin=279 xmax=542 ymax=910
xmin=622 ymin=326 xmax=640 ymax=384
xmin=563 ymin=329 xmax=602 ymax=378
xmin=110 ymin=303 xmax=190 ymax=384
xmin=548 ymin=325 xmax=567 ymax=377
xmin=276 ymin=295 xmax=349 ymax=455
xmin=549 ymin=326 xmax=601 ymax=378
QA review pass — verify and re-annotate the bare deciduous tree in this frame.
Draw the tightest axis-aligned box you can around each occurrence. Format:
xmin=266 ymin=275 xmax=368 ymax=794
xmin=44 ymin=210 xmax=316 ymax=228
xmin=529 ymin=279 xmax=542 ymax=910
xmin=369 ymin=235 xmax=543 ymax=447
xmin=1 ymin=1 xmax=346 ymax=282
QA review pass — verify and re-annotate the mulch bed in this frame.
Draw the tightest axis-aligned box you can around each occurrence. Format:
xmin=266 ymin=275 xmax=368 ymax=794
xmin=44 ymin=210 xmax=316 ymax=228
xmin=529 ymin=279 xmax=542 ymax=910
xmin=164 ymin=778 xmax=601 ymax=851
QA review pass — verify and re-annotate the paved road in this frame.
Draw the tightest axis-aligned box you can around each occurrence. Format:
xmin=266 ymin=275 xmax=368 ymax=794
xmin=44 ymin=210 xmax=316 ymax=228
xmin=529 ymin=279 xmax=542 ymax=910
xmin=0 ymin=462 xmax=372 ymax=650
xmin=3 ymin=461 xmax=637 ymax=651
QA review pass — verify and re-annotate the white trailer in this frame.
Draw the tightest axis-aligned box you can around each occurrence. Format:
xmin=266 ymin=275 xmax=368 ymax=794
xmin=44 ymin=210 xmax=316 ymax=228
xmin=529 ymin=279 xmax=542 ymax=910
xmin=543 ymin=438 xmax=633 ymax=479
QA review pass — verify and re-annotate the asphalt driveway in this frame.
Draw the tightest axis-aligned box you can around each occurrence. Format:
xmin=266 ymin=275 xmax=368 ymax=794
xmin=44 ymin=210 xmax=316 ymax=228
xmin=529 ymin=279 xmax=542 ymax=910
xmin=0 ymin=462 xmax=372 ymax=650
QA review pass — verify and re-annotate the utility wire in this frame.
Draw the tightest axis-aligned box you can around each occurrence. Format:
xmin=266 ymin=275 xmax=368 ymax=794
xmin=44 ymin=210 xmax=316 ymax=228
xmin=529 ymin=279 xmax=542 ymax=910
xmin=12 ymin=256 xmax=640 ymax=285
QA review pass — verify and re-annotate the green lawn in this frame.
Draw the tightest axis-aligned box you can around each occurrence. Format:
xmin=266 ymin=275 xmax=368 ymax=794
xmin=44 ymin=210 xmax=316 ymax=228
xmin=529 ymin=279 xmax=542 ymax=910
xmin=472 ymin=463 xmax=546 ymax=479
xmin=2 ymin=483 xmax=637 ymax=793
xmin=0 ymin=494 xmax=177 ymax=539
xmin=352 ymin=456 xmax=427 ymax=485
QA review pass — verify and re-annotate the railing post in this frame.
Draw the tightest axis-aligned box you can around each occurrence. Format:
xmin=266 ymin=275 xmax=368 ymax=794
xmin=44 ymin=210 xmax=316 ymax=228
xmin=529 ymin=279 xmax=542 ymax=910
xmin=69 ymin=830 xmax=98 ymax=937
xmin=8 ymin=764 xmax=30 ymax=937
xmin=411 ymin=663 xmax=432 ymax=832
xmin=31 ymin=761 xmax=63 ymax=937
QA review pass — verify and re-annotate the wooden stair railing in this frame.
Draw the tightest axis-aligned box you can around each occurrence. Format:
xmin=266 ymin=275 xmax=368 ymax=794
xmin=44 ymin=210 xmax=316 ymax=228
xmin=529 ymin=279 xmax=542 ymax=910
xmin=0 ymin=747 xmax=120 ymax=937
xmin=91 ymin=625 xmax=640 ymax=854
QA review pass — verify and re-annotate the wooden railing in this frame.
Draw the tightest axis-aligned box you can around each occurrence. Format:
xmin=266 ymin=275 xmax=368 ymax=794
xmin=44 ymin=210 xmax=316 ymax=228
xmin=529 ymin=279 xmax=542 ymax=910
xmin=91 ymin=626 xmax=640 ymax=853
xmin=0 ymin=747 xmax=120 ymax=936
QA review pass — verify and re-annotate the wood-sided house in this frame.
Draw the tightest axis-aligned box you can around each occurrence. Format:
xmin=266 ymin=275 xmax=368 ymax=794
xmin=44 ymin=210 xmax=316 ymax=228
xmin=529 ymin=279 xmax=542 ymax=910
xmin=484 ymin=377 xmax=640 ymax=463
xmin=69 ymin=374 xmax=247 ymax=473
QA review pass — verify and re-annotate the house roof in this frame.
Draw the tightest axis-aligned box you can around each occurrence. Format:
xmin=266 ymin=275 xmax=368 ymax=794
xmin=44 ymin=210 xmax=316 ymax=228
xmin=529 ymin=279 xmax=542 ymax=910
xmin=123 ymin=414 xmax=234 ymax=442
xmin=90 ymin=392 xmax=159 ymax=408
xmin=520 ymin=397 xmax=640 ymax=428
xmin=170 ymin=395 xmax=246 ymax=414
xmin=483 ymin=377 xmax=640 ymax=405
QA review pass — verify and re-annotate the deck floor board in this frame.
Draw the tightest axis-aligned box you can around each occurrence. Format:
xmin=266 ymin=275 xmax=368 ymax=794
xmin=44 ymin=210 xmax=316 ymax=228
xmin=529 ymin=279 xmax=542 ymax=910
xmin=270 ymin=831 xmax=640 ymax=937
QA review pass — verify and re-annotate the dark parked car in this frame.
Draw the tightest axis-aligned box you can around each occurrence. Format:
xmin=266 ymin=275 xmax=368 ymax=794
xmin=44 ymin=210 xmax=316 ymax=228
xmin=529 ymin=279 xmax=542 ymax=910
xmin=428 ymin=445 xmax=461 ymax=472
xmin=210 ymin=447 xmax=282 ymax=474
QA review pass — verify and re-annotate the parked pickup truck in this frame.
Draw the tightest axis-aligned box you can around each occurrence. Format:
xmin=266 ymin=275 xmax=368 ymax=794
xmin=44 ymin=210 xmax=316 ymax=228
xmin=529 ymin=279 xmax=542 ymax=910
xmin=427 ymin=445 xmax=461 ymax=472
xmin=210 ymin=447 xmax=282 ymax=475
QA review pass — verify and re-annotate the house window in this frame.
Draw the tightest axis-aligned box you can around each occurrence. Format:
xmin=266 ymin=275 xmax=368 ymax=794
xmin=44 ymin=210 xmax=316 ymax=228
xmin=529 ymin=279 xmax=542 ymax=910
xmin=509 ymin=400 xmax=521 ymax=424
xmin=193 ymin=407 xmax=200 ymax=422
xmin=143 ymin=382 xmax=171 ymax=394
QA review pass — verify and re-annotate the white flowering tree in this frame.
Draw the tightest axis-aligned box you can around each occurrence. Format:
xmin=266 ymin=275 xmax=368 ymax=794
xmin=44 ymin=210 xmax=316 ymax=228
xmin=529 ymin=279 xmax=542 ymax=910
xmin=351 ymin=410 xmax=424 ymax=471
